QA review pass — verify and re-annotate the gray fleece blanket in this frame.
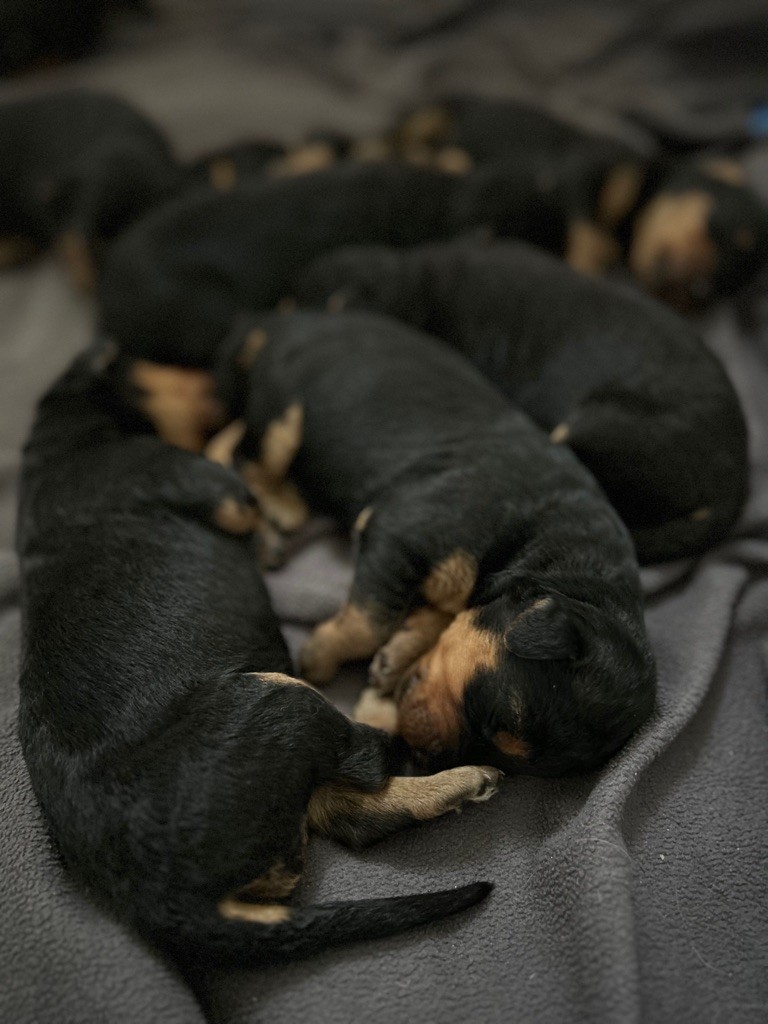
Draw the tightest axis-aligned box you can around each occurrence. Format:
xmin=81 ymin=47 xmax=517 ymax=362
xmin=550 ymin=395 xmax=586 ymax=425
xmin=1 ymin=4 xmax=767 ymax=1023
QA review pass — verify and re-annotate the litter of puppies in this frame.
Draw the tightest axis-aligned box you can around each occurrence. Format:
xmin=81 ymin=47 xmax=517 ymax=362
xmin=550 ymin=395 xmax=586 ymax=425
xmin=6 ymin=86 xmax=762 ymax=969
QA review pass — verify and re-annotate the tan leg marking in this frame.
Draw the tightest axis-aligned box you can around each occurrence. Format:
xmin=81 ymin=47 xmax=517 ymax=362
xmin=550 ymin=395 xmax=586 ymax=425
xmin=218 ymin=901 xmax=291 ymax=924
xmin=565 ymin=218 xmax=621 ymax=276
xmin=237 ymin=328 xmax=267 ymax=370
xmin=550 ymin=423 xmax=570 ymax=444
xmin=261 ymin=403 xmax=304 ymax=480
xmin=209 ymin=156 xmax=238 ymax=192
xmin=130 ymin=362 xmax=226 ymax=452
xmin=422 ymin=550 xmax=478 ymax=615
xmin=307 ymin=765 xmax=502 ymax=836
xmin=353 ymin=505 xmax=373 ymax=535
xmin=238 ymin=403 xmax=309 ymax=533
xmin=269 ymin=142 xmax=337 ymax=178
xmin=241 ymin=462 xmax=309 ymax=534
xmin=0 ymin=235 xmax=38 ymax=268
xmin=369 ymin=606 xmax=453 ymax=695
xmin=596 ymin=161 xmax=645 ymax=228
xmin=433 ymin=146 xmax=474 ymax=175
xmin=205 ymin=419 xmax=247 ymax=467
xmin=353 ymin=687 xmax=399 ymax=732
xmin=58 ymin=230 xmax=96 ymax=292
xmin=213 ymin=497 xmax=259 ymax=535
xmin=398 ymin=610 xmax=502 ymax=754
xmin=300 ymin=603 xmax=390 ymax=685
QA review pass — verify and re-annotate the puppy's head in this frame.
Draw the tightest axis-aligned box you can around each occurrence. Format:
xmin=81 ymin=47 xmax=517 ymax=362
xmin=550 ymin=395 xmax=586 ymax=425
xmin=629 ymin=162 xmax=768 ymax=309
xmin=397 ymin=591 xmax=655 ymax=776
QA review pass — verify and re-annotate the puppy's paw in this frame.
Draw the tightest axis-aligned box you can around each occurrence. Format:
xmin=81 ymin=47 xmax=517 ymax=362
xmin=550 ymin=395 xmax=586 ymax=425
xmin=353 ymin=687 xmax=399 ymax=733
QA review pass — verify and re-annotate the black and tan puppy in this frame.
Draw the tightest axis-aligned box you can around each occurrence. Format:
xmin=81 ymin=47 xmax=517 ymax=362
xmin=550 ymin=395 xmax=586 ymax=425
xmin=298 ymin=240 xmax=748 ymax=565
xmin=0 ymin=89 xmax=180 ymax=288
xmin=97 ymin=161 xmax=468 ymax=367
xmin=211 ymin=311 xmax=655 ymax=777
xmin=390 ymin=95 xmax=768 ymax=308
xmin=17 ymin=352 xmax=499 ymax=969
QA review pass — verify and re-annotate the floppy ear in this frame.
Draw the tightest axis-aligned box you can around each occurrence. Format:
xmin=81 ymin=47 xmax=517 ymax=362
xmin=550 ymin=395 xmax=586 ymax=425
xmin=504 ymin=596 xmax=582 ymax=661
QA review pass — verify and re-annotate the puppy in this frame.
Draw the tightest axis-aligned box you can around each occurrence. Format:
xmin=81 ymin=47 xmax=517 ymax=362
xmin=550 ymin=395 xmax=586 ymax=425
xmin=97 ymin=161 xmax=465 ymax=366
xmin=16 ymin=352 xmax=499 ymax=969
xmin=297 ymin=240 xmax=749 ymax=565
xmin=390 ymin=96 xmax=768 ymax=308
xmin=212 ymin=311 xmax=656 ymax=776
xmin=0 ymin=89 xmax=181 ymax=289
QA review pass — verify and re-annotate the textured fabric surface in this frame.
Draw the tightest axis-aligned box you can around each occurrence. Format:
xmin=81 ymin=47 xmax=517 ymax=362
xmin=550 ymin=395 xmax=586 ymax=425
xmin=1 ymin=5 xmax=767 ymax=1023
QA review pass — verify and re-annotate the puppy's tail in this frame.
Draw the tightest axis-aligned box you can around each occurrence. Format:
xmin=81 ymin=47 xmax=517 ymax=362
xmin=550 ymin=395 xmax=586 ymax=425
xmin=150 ymin=881 xmax=492 ymax=968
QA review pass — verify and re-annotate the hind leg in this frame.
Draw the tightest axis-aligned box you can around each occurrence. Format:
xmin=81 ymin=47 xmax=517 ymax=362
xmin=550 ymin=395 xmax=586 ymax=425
xmin=307 ymin=765 xmax=503 ymax=850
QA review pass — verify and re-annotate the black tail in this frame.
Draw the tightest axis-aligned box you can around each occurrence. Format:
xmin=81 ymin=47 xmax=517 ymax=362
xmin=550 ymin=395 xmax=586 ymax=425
xmin=152 ymin=882 xmax=492 ymax=969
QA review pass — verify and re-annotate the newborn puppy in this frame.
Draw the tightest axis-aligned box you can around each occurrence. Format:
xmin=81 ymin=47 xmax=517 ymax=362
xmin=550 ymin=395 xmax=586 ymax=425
xmin=298 ymin=240 xmax=748 ymax=565
xmin=213 ymin=311 xmax=655 ymax=776
xmin=98 ymin=162 xmax=464 ymax=367
xmin=390 ymin=96 xmax=768 ymax=308
xmin=0 ymin=89 xmax=180 ymax=289
xmin=17 ymin=352 xmax=498 ymax=969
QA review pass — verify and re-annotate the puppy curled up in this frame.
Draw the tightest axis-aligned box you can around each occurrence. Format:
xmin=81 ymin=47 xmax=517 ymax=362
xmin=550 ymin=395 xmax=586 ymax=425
xmin=210 ymin=310 xmax=656 ymax=776
xmin=16 ymin=352 xmax=499 ymax=969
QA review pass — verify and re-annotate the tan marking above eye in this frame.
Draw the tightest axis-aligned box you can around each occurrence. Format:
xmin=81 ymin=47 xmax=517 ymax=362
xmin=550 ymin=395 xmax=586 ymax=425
xmin=628 ymin=190 xmax=718 ymax=287
xmin=493 ymin=731 xmax=531 ymax=760
xmin=269 ymin=142 xmax=337 ymax=179
xmin=689 ymin=506 xmax=712 ymax=522
xmin=397 ymin=103 xmax=453 ymax=149
xmin=422 ymin=550 xmax=478 ymax=615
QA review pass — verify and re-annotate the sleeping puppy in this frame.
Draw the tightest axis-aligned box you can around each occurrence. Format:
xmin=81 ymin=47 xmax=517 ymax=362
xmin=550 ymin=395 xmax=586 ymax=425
xmin=210 ymin=311 xmax=656 ymax=776
xmin=97 ymin=161 xmax=465 ymax=367
xmin=16 ymin=352 xmax=499 ymax=969
xmin=297 ymin=240 xmax=749 ymax=565
xmin=0 ymin=89 xmax=181 ymax=289
xmin=390 ymin=96 xmax=768 ymax=309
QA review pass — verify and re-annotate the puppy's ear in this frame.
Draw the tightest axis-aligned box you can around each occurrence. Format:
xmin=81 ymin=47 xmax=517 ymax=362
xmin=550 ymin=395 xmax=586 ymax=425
xmin=504 ymin=596 xmax=582 ymax=661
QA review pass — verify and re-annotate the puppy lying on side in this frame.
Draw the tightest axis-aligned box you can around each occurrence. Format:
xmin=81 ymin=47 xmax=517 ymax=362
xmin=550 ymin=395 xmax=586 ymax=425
xmin=0 ymin=89 xmax=181 ymax=289
xmin=16 ymin=353 xmax=498 ymax=969
xmin=211 ymin=311 xmax=656 ymax=776
xmin=389 ymin=95 xmax=768 ymax=309
xmin=97 ymin=161 xmax=468 ymax=368
xmin=297 ymin=240 xmax=748 ymax=565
